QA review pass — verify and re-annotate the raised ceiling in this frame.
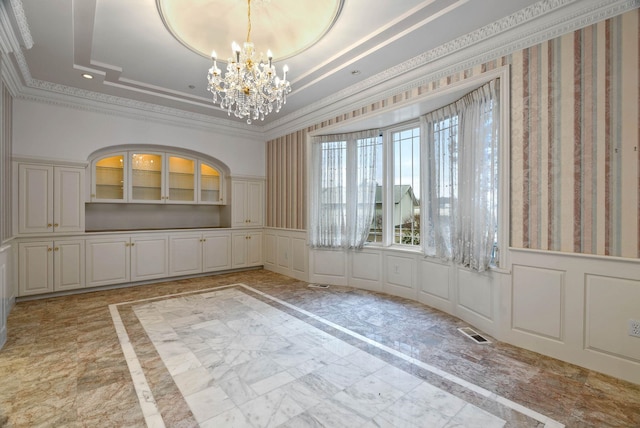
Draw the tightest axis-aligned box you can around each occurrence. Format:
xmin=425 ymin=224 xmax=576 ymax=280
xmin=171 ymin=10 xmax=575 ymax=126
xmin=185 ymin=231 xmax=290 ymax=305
xmin=1 ymin=0 xmax=623 ymax=132
xmin=158 ymin=0 xmax=343 ymax=61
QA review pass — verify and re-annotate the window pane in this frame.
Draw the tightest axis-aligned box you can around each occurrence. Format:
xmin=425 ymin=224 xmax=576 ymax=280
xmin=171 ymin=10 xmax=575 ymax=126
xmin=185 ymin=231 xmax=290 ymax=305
xmin=392 ymin=126 xmax=420 ymax=245
xmin=319 ymin=141 xmax=347 ymax=244
xmin=363 ymin=137 xmax=383 ymax=243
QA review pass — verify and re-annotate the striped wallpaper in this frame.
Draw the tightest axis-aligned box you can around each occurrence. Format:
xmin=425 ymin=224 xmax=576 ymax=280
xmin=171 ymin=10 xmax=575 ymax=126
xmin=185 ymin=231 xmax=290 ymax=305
xmin=511 ymin=9 xmax=639 ymax=258
xmin=266 ymin=9 xmax=639 ymax=259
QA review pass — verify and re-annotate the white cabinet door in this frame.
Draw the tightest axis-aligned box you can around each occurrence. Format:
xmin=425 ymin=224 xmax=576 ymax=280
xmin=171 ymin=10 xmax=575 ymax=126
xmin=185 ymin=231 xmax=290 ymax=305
xmin=86 ymin=237 xmax=130 ymax=287
xmin=18 ymin=164 xmax=53 ymax=234
xmin=231 ymin=181 xmax=249 ymax=227
xmin=54 ymin=240 xmax=85 ymax=291
xmin=232 ymin=232 xmax=248 ymax=268
xmin=131 ymin=235 xmax=169 ymax=281
xmin=246 ymin=231 xmax=263 ymax=266
xmin=169 ymin=233 xmax=202 ymax=276
xmin=18 ymin=239 xmax=85 ymax=295
xmin=232 ymin=231 xmax=263 ymax=268
xmin=53 ymin=167 xmax=85 ymax=233
xmin=18 ymin=164 xmax=84 ymax=234
xmin=231 ymin=179 xmax=264 ymax=227
xmin=203 ymin=232 xmax=231 ymax=272
xmin=246 ymin=181 xmax=264 ymax=227
xmin=18 ymin=241 xmax=53 ymax=295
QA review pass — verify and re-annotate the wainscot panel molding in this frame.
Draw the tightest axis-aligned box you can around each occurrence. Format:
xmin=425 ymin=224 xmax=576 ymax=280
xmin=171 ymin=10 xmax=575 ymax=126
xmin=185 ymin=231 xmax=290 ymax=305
xmin=418 ymin=258 xmax=452 ymax=313
xmin=0 ymin=244 xmax=11 ymax=350
xmin=263 ymin=228 xmax=308 ymax=282
xmin=507 ymin=248 xmax=640 ymax=385
xmin=308 ymin=248 xmax=347 ymax=286
xmin=304 ymin=243 xmax=640 ymax=384
xmin=350 ymin=250 xmax=382 ymax=293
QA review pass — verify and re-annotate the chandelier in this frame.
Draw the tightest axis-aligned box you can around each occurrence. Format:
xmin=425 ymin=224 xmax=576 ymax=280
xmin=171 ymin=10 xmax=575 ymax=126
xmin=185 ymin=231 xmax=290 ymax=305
xmin=207 ymin=0 xmax=291 ymax=124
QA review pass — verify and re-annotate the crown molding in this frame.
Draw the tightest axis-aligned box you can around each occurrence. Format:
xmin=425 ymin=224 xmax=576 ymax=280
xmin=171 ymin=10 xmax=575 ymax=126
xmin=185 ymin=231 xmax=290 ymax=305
xmin=9 ymin=0 xmax=33 ymax=49
xmin=17 ymin=79 xmax=263 ymax=140
xmin=1 ymin=0 xmax=637 ymax=142
xmin=264 ymin=0 xmax=638 ymax=139
xmin=0 ymin=1 xmax=21 ymax=55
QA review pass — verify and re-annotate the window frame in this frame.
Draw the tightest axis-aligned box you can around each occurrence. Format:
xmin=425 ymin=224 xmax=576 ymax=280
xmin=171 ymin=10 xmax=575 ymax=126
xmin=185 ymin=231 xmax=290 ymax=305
xmin=308 ymin=66 xmax=510 ymax=270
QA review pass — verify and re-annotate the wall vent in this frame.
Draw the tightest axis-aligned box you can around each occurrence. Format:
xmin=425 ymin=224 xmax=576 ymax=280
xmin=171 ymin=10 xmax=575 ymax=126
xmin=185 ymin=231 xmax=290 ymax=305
xmin=308 ymin=283 xmax=330 ymax=289
xmin=458 ymin=327 xmax=491 ymax=344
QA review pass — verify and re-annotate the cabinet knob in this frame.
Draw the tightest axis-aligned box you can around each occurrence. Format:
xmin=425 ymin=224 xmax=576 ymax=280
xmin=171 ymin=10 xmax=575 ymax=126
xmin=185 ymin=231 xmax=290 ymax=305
xmin=54 ymin=223 xmax=59 ymax=227
xmin=202 ymin=239 xmax=206 ymax=242
xmin=47 ymin=223 xmax=52 ymax=228
xmin=54 ymin=247 xmax=59 ymax=251
xmin=47 ymin=247 xmax=52 ymax=252
xmin=131 ymin=243 xmax=135 ymax=246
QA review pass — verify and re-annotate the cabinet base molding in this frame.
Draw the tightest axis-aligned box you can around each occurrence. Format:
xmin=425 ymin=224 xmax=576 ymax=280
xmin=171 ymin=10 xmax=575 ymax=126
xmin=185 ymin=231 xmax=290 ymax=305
xmin=14 ymin=266 xmax=262 ymax=302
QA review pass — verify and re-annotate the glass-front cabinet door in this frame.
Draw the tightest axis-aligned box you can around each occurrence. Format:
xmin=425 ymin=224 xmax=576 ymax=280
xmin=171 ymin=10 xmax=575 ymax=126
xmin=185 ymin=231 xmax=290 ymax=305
xmin=167 ymin=156 xmax=195 ymax=203
xmin=91 ymin=150 xmax=227 ymax=205
xmin=92 ymin=154 xmax=126 ymax=202
xmin=129 ymin=152 xmax=163 ymax=203
xmin=199 ymin=162 xmax=223 ymax=204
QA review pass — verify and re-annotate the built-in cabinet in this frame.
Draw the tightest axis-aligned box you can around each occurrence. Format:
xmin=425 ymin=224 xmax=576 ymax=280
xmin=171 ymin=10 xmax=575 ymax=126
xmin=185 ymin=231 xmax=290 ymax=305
xmin=232 ymin=231 xmax=263 ymax=268
xmin=18 ymin=163 xmax=85 ymax=234
xmin=14 ymin=155 xmax=265 ymax=298
xmin=85 ymin=235 xmax=130 ymax=287
xmin=18 ymin=239 xmax=85 ymax=295
xmin=85 ymin=234 xmax=169 ymax=287
xmin=168 ymin=231 xmax=232 ymax=276
xmin=90 ymin=151 xmax=225 ymax=205
xmin=231 ymin=179 xmax=264 ymax=227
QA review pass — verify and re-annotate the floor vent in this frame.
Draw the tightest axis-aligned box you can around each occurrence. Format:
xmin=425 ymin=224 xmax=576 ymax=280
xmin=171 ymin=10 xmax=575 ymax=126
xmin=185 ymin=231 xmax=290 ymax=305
xmin=308 ymin=283 xmax=330 ymax=289
xmin=457 ymin=327 xmax=491 ymax=344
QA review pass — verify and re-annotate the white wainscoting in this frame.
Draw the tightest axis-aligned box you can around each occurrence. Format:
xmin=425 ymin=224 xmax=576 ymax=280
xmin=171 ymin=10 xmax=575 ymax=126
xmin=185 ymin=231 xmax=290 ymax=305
xmin=263 ymin=228 xmax=308 ymax=282
xmin=302 ymin=242 xmax=640 ymax=385
xmin=507 ymin=249 xmax=640 ymax=385
xmin=0 ymin=243 xmax=15 ymax=350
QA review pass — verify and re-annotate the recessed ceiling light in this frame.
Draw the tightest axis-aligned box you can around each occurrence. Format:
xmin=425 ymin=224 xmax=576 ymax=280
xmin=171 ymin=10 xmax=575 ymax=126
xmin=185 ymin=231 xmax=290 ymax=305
xmin=82 ymin=73 xmax=93 ymax=79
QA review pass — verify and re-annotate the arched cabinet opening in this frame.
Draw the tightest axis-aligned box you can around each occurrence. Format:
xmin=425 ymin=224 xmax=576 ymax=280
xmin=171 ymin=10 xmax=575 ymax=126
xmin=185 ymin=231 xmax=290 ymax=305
xmin=86 ymin=145 xmax=231 ymax=232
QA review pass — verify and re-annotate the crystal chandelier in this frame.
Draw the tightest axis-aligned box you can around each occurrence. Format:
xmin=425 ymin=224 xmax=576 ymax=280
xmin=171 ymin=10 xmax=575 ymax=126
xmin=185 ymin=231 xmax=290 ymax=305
xmin=207 ymin=0 xmax=291 ymax=124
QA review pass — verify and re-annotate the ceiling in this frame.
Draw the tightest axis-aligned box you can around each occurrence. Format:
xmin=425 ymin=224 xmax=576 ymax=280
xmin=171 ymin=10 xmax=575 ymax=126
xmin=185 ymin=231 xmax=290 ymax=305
xmin=2 ymin=0 xmax=577 ymax=131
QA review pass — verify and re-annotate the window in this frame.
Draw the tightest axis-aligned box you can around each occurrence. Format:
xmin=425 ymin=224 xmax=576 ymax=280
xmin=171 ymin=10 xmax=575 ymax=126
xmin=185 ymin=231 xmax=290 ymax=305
xmin=309 ymin=130 xmax=381 ymax=249
xmin=391 ymin=126 xmax=421 ymax=246
xmin=309 ymin=77 xmax=503 ymax=271
xmin=423 ymin=80 xmax=499 ymax=271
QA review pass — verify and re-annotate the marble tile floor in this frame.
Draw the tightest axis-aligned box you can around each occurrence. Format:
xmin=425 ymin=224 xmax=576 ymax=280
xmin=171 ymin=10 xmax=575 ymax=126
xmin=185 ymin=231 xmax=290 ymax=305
xmin=0 ymin=269 xmax=638 ymax=427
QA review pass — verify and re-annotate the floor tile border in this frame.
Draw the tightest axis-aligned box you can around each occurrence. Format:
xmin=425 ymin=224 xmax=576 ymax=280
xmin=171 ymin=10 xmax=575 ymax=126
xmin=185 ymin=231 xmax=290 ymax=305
xmin=109 ymin=282 xmax=564 ymax=428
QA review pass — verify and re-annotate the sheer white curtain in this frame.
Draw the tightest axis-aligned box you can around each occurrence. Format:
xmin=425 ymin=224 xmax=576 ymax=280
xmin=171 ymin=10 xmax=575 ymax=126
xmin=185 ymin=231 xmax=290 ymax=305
xmin=422 ymin=79 xmax=499 ymax=271
xmin=309 ymin=129 xmax=380 ymax=249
